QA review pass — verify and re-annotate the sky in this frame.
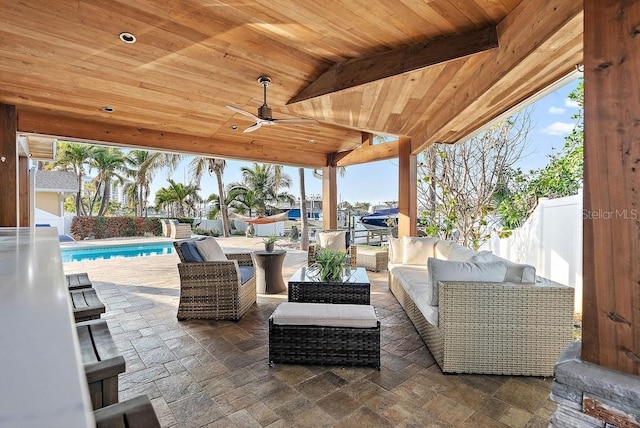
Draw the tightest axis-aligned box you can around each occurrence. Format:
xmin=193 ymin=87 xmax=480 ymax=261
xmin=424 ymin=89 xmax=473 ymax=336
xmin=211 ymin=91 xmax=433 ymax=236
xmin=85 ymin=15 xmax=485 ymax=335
xmin=149 ymin=77 xmax=582 ymax=206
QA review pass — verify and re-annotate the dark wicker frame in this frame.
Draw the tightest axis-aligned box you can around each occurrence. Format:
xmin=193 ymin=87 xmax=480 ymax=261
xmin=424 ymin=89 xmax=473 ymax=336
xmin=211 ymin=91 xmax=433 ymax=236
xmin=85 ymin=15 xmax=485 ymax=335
xmin=173 ymin=240 xmax=256 ymax=320
xmin=288 ymin=279 xmax=370 ymax=304
xmin=268 ymin=318 xmax=380 ymax=368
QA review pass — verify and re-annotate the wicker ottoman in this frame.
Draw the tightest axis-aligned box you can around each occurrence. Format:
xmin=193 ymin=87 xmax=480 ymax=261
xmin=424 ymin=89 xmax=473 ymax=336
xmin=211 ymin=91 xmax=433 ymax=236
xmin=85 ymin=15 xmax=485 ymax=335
xmin=269 ymin=302 xmax=380 ymax=368
xmin=356 ymin=248 xmax=389 ymax=272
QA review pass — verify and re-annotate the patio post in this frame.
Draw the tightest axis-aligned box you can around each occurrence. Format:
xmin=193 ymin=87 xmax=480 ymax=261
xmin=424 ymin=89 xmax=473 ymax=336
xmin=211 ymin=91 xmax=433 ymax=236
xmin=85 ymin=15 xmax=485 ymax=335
xmin=19 ymin=156 xmax=29 ymax=227
xmin=321 ymin=165 xmax=337 ymax=230
xmin=0 ymin=103 xmax=18 ymax=227
xmin=397 ymin=136 xmax=417 ymax=238
xmin=549 ymin=2 xmax=640 ymax=426
xmin=582 ymin=0 xmax=640 ymax=376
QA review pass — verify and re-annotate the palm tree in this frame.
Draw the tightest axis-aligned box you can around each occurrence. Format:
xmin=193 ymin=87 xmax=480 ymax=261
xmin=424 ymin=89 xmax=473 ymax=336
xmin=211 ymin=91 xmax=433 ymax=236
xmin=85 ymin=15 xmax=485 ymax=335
xmin=226 ymin=186 xmax=261 ymax=217
xmin=189 ymin=157 xmax=230 ymax=237
xmin=90 ymin=147 xmax=127 ymax=216
xmin=52 ymin=142 xmax=94 ymax=216
xmin=154 ymin=179 xmax=199 ymax=217
xmin=126 ymin=150 xmax=181 ymax=217
xmin=227 ymin=163 xmax=295 ymax=216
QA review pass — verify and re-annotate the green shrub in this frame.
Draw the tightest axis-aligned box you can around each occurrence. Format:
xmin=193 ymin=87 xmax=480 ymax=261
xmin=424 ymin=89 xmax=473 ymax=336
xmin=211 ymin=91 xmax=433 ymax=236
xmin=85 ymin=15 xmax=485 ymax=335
xmin=71 ymin=216 xmax=161 ymax=240
xmin=192 ymin=227 xmax=220 ymax=237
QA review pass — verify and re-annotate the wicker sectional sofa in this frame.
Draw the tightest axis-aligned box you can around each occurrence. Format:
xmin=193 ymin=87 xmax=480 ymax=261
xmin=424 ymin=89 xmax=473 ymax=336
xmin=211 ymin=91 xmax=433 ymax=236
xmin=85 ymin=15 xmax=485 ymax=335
xmin=388 ymin=237 xmax=574 ymax=376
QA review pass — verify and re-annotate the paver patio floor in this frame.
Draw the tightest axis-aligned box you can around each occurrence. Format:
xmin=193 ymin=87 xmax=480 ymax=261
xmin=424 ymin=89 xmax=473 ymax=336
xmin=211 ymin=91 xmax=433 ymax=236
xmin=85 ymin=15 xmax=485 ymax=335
xmin=63 ymin=236 xmax=556 ymax=427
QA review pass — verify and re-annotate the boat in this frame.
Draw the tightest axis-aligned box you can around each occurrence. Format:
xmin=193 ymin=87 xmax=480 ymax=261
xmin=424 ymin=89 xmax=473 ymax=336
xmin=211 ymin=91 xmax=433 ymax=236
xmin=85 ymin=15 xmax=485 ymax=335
xmin=360 ymin=207 xmax=398 ymax=230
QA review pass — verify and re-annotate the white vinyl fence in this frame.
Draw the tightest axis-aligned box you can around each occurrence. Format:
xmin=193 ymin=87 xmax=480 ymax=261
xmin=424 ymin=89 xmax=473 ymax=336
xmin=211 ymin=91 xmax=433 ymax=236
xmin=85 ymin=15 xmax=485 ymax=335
xmin=481 ymin=193 xmax=583 ymax=312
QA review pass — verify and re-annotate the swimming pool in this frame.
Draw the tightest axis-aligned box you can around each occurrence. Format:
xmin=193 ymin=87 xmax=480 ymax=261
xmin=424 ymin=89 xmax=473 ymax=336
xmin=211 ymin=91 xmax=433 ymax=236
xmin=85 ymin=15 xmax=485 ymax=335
xmin=61 ymin=242 xmax=174 ymax=262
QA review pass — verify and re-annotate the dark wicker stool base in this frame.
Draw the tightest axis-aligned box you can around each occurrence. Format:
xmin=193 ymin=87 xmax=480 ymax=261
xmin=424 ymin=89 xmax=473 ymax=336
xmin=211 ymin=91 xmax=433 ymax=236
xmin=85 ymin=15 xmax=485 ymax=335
xmin=268 ymin=319 xmax=380 ymax=368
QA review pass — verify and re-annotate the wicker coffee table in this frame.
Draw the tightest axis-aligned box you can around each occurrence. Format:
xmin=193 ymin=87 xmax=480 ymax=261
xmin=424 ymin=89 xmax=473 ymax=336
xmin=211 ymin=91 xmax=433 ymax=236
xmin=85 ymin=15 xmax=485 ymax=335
xmin=288 ymin=267 xmax=371 ymax=304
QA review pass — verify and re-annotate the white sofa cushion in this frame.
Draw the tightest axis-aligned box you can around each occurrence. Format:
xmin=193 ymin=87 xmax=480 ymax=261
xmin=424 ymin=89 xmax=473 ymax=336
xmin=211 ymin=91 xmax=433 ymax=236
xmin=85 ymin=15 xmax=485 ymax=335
xmin=271 ymin=302 xmax=378 ymax=328
xmin=447 ymin=243 xmax=478 ymax=262
xmin=427 ymin=258 xmax=508 ymax=305
xmin=389 ymin=265 xmax=439 ymax=325
xmin=318 ymin=230 xmax=347 ymax=252
xmin=402 ymin=236 xmax=438 ymax=265
xmin=434 ymin=240 xmax=454 ymax=259
xmin=195 ymin=237 xmax=228 ymax=261
xmin=388 ymin=237 xmax=404 ymax=263
xmin=469 ymin=250 xmax=494 ymax=262
xmin=470 ymin=253 xmax=536 ymax=282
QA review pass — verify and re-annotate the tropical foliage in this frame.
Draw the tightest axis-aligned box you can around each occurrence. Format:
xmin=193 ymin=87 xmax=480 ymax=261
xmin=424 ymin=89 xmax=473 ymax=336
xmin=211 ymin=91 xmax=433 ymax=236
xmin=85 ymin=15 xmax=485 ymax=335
xmin=51 ymin=142 xmax=94 ymax=216
xmin=189 ymin=157 xmax=231 ymax=237
xmin=125 ymin=150 xmax=181 ymax=216
xmin=496 ymin=79 xmax=584 ymax=229
xmin=88 ymin=147 xmax=127 ymax=216
xmin=227 ymin=163 xmax=295 ymax=216
xmin=154 ymin=179 xmax=200 ymax=217
xmin=49 ymin=143 xmax=181 ymax=217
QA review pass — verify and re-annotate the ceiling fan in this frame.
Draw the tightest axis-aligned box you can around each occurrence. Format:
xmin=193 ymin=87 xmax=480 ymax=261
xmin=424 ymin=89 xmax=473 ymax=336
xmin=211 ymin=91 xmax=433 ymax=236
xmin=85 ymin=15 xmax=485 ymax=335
xmin=226 ymin=76 xmax=317 ymax=133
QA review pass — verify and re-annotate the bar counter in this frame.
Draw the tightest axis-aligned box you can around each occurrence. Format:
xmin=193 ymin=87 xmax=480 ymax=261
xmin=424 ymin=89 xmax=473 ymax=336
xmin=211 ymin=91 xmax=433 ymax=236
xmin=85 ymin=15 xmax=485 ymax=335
xmin=0 ymin=227 xmax=93 ymax=427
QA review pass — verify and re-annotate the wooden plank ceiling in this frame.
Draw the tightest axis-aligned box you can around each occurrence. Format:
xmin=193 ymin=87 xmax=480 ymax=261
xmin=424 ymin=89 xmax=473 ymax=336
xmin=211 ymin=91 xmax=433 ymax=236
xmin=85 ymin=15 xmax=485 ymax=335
xmin=0 ymin=0 xmax=583 ymax=168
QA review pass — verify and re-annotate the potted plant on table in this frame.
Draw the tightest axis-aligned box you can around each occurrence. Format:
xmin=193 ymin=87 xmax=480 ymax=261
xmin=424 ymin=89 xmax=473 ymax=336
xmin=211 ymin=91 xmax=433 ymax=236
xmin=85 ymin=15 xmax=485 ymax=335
xmin=310 ymin=248 xmax=350 ymax=282
xmin=262 ymin=234 xmax=278 ymax=252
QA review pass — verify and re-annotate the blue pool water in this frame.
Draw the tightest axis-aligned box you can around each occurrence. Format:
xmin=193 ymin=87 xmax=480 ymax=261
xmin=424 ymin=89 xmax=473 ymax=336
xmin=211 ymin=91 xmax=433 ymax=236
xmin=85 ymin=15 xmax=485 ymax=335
xmin=61 ymin=242 xmax=174 ymax=262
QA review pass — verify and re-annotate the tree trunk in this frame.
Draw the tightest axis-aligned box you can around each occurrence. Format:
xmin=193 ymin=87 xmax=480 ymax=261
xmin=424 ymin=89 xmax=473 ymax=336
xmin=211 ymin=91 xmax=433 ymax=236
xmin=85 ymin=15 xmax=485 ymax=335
xmin=216 ymin=170 xmax=230 ymax=237
xmin=76 ymin=172 xmax=84 ymax=216
xmin=299 ymin=168 xmax=309 ymax=251
xmin=98 ymin=178 xmax=111 ymax=216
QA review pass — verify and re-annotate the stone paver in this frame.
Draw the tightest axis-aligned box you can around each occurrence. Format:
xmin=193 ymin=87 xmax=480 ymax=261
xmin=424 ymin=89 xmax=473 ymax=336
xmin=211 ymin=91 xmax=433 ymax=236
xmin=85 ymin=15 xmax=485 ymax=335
xmin=63 ymin=235 xmax=556 ymax=427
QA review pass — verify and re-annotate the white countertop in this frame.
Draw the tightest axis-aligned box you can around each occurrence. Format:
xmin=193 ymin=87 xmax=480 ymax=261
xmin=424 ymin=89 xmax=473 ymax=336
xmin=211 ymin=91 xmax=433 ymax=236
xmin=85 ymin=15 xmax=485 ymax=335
xmin=0 ymin=227 xmax=94 ymax=428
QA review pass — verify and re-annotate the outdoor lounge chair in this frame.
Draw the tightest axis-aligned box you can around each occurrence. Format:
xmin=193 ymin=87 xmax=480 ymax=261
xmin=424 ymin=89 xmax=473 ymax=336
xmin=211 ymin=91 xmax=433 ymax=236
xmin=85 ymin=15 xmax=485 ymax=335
xmin=169 ymin=220 xmax=191 ymax=239
xmin=160 ymin=219 xmax=171 ymax=237
xmin=173 ymin=238 xmax=256 ymax=320
xmin=308 ymin=229 xmax=357 ymax=268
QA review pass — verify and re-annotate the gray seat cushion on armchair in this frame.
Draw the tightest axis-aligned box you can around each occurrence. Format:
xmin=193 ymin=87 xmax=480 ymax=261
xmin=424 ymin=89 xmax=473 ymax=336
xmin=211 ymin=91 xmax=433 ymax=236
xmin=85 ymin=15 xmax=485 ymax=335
xmin=239 ymin=266 xmax=255 ymax=285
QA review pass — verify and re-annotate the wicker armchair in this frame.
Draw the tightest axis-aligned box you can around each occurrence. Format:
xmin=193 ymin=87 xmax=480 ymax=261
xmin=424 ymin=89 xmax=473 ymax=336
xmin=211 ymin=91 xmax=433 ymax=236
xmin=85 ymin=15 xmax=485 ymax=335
xmin=308 ymin=230 xmax=357 ymax=268
xmin=170 ymin=222 xmax=192 ymax=239
xmin=173 ymin=240 xmax=256 ymax=320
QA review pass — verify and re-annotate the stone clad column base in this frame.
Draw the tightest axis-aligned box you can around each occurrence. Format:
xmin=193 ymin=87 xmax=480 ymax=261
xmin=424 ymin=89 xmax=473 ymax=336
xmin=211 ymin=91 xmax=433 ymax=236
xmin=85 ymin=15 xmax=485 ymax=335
xmin=550 ymin=341 xmax=640 ymax=428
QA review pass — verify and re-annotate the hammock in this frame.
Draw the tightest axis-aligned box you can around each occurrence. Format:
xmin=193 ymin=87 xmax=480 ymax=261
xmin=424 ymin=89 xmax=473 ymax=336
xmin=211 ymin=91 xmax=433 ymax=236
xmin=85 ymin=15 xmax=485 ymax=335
xmin=230 ymin=211 xmax=289 ymax=224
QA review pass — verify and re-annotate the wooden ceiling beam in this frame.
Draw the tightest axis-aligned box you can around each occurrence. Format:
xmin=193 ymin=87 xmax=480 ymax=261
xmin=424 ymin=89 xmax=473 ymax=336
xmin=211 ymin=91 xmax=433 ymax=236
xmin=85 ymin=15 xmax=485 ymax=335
xmin=16 ymin=109 xmax=328 ymax=168
xmin=333 ymin=139 xmax=399 ymax=167
xmin=288 ymin=26 xmax=499 ymax=104
xmin=411 ymin=0 xmax=582 ymax=153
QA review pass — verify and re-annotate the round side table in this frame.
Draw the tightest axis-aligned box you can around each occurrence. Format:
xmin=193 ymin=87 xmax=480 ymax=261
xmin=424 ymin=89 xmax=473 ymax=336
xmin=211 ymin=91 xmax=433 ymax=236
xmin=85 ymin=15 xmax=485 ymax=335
xmin=253 ymin=250 xmax=287 ymax=294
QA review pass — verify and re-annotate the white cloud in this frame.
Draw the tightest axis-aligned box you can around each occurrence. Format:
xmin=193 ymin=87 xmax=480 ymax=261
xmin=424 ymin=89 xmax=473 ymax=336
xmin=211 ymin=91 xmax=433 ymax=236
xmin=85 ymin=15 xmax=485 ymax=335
xmin=548 ymin=106 xmax=565 ymax=114
xmin=541 ymin=122 xmax=575 ymax=136
xmin=564 ymin=98 xmax=580 ymax=108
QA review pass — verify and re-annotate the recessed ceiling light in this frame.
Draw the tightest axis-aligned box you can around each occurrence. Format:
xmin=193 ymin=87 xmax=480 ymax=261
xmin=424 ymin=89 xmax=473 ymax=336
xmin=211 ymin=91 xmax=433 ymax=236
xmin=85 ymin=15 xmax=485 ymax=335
xmin=231 ymin=125 xmax=238 ymax=130
xmin=119 ymin=32 xmax=136 ymax=44
xmin=309 ymin=139 xmax=316 ymax=144
xmin=101 ymin=106 xmax=115 ymax=113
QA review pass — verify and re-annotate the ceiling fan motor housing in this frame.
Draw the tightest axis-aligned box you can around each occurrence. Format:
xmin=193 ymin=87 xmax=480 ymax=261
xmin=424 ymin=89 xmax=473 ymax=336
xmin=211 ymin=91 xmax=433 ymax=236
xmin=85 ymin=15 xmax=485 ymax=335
xmin=257 ymin=104 xmax=273 ymax=119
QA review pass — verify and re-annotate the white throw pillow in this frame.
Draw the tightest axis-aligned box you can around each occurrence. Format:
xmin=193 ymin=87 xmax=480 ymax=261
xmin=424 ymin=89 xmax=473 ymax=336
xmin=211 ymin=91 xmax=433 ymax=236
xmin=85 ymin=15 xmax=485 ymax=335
xmin=402 ymin=236 xmax=438 ymax=265
xmin=195 ymin=237 xmax=228 ymax=261
xmin=427 ymin=258 xmax=508 ymax=305
xmin=479 ymin=254 xmax=536 ymax=282
xmin=447 ymin=244 xmax=477 ymax=262
xmin=470 ymin=250 xmax=494 ymax=263
xmin=434 ymin=240 xmax=454 ymax=259
xmin=388 ymin=237 xmax=404 ymax=263
xmin=318 ymin=231 xmax=346 ymax=252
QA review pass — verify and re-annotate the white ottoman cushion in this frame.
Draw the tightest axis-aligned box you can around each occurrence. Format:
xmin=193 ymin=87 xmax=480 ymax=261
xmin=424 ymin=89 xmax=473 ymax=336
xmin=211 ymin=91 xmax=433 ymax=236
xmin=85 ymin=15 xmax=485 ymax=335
xmin=271 ymin=302 xmax=378 ymax=328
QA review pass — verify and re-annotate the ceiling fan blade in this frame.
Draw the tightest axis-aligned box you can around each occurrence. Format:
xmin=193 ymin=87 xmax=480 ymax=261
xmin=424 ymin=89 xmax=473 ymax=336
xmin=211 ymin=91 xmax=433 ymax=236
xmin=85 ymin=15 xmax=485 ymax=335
xmin=226 ymin=104 xmax=260 ymax=121
xmin=273 ymin=118 xmax=318 ymax=125
xmin=243 ymin=122 xmax=263 ymax=133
